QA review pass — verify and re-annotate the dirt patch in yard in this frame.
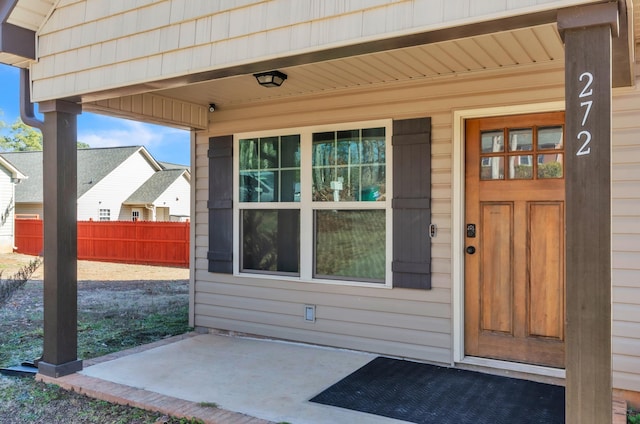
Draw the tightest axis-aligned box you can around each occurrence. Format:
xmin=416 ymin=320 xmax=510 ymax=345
xmin=0 ymin=252 xmax=196 ymax=423
xmin=0 ymin=252 xmax=189 ymax=281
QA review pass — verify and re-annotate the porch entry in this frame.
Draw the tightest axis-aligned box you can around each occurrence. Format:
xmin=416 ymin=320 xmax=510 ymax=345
xmin=464 ymin=112 xmax=566 ymax=369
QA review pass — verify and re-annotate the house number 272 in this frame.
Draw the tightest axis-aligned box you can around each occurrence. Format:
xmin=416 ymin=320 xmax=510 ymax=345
xmin=577 ymin=72 xmax=593 ymax=156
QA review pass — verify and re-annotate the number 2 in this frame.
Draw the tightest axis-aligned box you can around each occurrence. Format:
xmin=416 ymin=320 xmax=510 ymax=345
xmin=579 ymin=72 xmax=593 ymax=98
xmin=577 ymin=131 xmax=591 ymax=156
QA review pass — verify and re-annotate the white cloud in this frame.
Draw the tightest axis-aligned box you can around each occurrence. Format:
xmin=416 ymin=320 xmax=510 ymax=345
xmin=79 ymin=118 xmax=157 ymax=148
xmin=77 ymin=113 xmax=190 ymax=164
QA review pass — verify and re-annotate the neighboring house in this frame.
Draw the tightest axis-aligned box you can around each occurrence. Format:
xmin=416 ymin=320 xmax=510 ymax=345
xmin=123 ymin=168 xmax=191 ymax=222
xmin=0 ymin=155 xmax=26 ymax=252
xmin=0 ymin=147 xmax=190 ymax=221
xmin=1 ymin=1 xmax=639 ymax=419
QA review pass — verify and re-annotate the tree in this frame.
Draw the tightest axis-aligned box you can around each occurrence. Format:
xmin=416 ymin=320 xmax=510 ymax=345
xmin=0 ymin=119 xmax=42 ymax=151
xmin=0 ymin=117 xmax=90 ymax=151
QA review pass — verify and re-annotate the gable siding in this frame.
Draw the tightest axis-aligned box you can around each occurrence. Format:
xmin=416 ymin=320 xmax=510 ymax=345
xmin=153 ymin=175 xmax=190 ymax=220
xmin=612 ymin=76 xmax=640 ymax=393
xmin=30 ymin=0 xmax=597 ymax=102
xmin=77 ymin=152 xmax=158 ymax=221
xmin=194 ymin=63 xmax=566 ymax=365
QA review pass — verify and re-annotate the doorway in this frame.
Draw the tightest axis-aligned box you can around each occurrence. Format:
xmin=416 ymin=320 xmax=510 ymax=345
xmin=464 ymin=111 xmax=566 ymax=368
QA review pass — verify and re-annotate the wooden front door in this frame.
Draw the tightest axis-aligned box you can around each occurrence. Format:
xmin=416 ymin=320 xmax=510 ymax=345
xmin=464 ymin=112 xmax=566 ymax=368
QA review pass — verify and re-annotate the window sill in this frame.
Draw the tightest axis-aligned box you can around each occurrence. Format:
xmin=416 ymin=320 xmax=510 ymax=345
xmin=234 ymin=271 xmax=393 ymax=289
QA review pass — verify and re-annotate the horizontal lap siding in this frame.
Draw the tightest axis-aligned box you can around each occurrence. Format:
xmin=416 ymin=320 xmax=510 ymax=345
xmin=194 ymin=65 xmax=565 ymax=364
xmin=612 ymin=79 xmax=640 ymax=392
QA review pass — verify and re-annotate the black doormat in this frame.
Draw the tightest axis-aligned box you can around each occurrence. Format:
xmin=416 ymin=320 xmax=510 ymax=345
xmin=310 ymin=357 xmax=565 ymax=424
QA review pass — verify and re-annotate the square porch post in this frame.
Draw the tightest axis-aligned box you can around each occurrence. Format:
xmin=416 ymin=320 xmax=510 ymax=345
xmin=558 ymin=3 xmax=617 ymax=423
xmin=37 ymin=99 xmax=83 ymax=378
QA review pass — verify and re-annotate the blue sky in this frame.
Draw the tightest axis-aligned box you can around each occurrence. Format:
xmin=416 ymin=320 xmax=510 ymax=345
xmin=0 ymin=64 xmax=191 ymax=166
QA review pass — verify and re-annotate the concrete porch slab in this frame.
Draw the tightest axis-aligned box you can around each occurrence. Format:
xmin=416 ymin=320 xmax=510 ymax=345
xmin=38 ymin=332 xmax=410 ymax=424
xmin=36 ymin=331 xmax=628 ymax=424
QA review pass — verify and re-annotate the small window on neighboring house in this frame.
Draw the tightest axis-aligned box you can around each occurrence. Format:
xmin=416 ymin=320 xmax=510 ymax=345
xmin=132 ymin=210 xmax=140 ymax=222
xmin=99 ymin=209 xmax=110 ymax=221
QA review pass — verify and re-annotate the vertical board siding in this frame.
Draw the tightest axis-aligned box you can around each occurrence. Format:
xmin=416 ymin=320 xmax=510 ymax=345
xmin=30 ymin=0 xmax=587 ymax=101
xmin=86 ymin=94 xmax=208 ymax=130
xmin=14 ymin=219 xmax=190 ymax=268
xmin=612 ymin=80 xmax=640 ymax=392
xmin=194 ymin=65 xmax=566 ymax=364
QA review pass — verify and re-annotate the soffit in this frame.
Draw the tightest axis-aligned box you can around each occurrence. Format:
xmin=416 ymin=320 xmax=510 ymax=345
xmin=6 ymin=0 xmax=54 ymax=31
xmin=0 ymin=51 xmax=30 ymax=66
xmin=154 ymin=23 xmax=566 ymax=109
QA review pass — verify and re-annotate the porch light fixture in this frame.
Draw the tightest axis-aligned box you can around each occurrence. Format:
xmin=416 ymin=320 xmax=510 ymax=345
xmin=253 ymin=70 xmax=287 ymax=87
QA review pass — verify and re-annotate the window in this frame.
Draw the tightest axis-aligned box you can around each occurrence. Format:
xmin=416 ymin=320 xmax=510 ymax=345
xmin=480 ymin=125 xmax=564 ymax=180
xmin=99 ymin=209 xmax=110 ymax=221
xmin=132 ymin=210 xmax=140 ymax=221
xmin=236 ymin=121 xmax=391 ymax=285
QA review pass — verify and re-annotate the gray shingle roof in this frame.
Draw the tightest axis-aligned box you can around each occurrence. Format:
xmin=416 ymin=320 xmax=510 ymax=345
xmin=0 ymin=146 xmax=148 ymax=202
xmin=0 ymin=155 xmax=27 ymax=180
xmin=124 ymin=169 xmax=188 ymax=204
xmin=160 ymin=161 xmax=190 ymax=172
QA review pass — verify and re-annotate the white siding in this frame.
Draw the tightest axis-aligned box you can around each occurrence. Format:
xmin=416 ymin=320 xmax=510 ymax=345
xmin=0 ymin=167 xmax=16 ymax=253
xmin=77 ymin=151 xmax=158 ymax=221
xmin=194 ymin=62 xmax=566 ymax=365
xmin=153 ymin=174 xmax=190 ymax=220
xmin=612 ymin=76 xmax=640 ymax=393
xmin=30 ymin=0 xmax=598 ymax=102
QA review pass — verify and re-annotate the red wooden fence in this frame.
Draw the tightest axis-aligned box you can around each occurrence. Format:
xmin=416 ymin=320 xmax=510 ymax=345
xmin=14 ymin=219 xmax=190 ymax=268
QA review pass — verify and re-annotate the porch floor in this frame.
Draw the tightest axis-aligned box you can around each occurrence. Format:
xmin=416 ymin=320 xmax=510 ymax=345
xmin=36 ymin=332 xmax=627 ymax=424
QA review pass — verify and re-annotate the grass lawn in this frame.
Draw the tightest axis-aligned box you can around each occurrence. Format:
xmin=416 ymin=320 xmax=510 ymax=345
xmin=0 ymin=259 xmax=202 ymax=424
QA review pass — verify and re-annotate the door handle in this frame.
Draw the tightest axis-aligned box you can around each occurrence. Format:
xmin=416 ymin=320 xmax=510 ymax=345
xmin=466 ymin=246 xmax=476 ymax=255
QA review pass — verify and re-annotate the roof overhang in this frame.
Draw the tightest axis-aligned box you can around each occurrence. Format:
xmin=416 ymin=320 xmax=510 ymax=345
xmin=0 ymin=155 xmax=27 ymax=180
xmin=79 ymin=0 xmax=635 ymax=123
xmin=0 ymin=0 xmax=35 ymax=66
xmin=0 ymin=0 xmax=635 ymax=128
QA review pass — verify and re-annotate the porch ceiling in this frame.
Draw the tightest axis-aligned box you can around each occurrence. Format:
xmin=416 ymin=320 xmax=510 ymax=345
xmin=153 ymin=23 xmax=566 ymax=110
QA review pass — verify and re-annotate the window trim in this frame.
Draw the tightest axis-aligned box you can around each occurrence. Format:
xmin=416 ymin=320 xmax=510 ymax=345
xmin=233 ymin=119 xmax=393 ymax=288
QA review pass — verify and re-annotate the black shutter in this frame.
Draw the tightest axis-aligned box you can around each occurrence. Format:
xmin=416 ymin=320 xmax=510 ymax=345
xmin=392 ymin=118 xmax=432 ymax=289
xmin=207 ymin=135 xmax=233 ymax=273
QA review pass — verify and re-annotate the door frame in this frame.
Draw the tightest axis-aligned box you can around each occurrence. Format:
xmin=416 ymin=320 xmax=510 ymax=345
xmin=451 ymin=101 xmax=565 ymax=378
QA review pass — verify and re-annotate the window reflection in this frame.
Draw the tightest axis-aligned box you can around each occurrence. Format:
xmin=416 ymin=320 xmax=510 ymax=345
xmin=481 ymin=131 xmax=504 ymax=153
xmin=480 ymin=156 xmax=504 ymax=180
xmin=239 ymin=135 xmax=300 ymax=202
xmin=509 ymin=128 xmax=533 ymax=152
xmin=315 ymin=210 xmax=385 ymax=281
xmin=537 ymin=153 xmax=564 ymax=179
xmin=312 ymin=127 xmax=385 ymax=201
xmin=509 ymin=155 xmax=533 ymax=179
xmin=479 ymin=124 xmax=564 ymax=181
xmin=241 ymin=209 xmax=300 ymax=274
xmin=538 ymin=126 xmax=564 ymax=150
